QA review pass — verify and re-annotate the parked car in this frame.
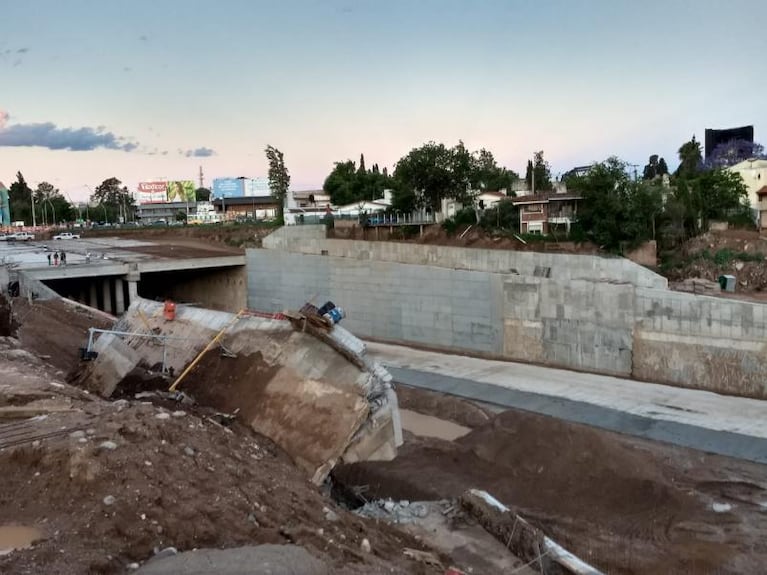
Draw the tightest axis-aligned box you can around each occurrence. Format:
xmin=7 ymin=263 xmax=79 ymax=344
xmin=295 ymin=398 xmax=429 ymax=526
xmin=0 ymin=233 xmax=15 ymax=241
xmin=12 ymin=232 xmax=35 ymax=241
xmin=53 ymin=232 xmax=81 ymax=240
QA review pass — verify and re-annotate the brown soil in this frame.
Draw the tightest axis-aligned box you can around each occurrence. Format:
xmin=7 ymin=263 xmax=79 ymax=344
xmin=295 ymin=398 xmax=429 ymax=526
xmin=14 ymin=298 xmax=112 ymax=374
xmin=0 ymin=298 xmax=440 ymax=575
xmin=396 ymin=385 xmax=494 ymax=429
xmin=331 ymin=224 xmax=601 ymax=254
xmin=82 ymin=224 xmax=275 ymax=250
xmin=334 ymin=407 xmax=767 ymax=575
xmin=665 ymin=229 xmax=767 ymax=297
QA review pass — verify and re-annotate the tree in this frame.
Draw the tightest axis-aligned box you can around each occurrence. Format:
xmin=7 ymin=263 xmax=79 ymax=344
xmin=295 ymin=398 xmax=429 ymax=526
xmin=704 ymin=139 xmax=765 ymax=170
xmin=642 ymin=155 xmax=669 ymax=180
xmin=571 ymin=157 xmax=664 ymax=251
xmin=8 ymin=172 xmax=33 ymax=225
xmin=676 ymin=136 xmax=703 ymax=179
xmin=175 ymin=211 xmax=187 ymax=223
xmin=34 ymin=181 xmax=75 ymax=225
xmin=90 ymin=177 xmax=135 ymax=223
xmin=391 ymin=141 xmax=517 ymax=213
xmin=265 ymin=145 xmax=290 ymax=224
xmin=323 ymin=160 xmax=358 ymax=206
xmin=393 ymin=142 xmax=454 ymax=211
xmin=195 ymin=187 xmax=211 ymax=201
xmin=524 ymin=151 xmax=552 ymax=192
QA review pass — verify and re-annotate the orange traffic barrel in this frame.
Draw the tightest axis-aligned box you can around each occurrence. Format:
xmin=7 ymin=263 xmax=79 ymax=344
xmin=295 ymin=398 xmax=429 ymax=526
xmin=163 ymin=299 xmax=176 ymax=321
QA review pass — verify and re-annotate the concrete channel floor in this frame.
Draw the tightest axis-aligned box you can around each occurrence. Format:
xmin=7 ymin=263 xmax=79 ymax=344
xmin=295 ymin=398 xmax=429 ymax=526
xmin=366 ymin=341 xmax=767 ymax=465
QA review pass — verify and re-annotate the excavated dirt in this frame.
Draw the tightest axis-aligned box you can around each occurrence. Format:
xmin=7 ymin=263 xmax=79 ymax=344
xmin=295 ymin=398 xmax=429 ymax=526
xmin=13 ymin=298 xmax=112 ymax=374
xmin=334 ymin=395 xmax=767 ymax=575
xmin=0 ymin=298 xmax=441 ymax=574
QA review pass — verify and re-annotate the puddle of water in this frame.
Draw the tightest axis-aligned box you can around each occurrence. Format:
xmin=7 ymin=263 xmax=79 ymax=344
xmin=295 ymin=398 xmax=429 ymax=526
xmin=399 ymin=409 xmax=471 ymax=441
xmin=0 ymin=526 xmax=43 ymax=556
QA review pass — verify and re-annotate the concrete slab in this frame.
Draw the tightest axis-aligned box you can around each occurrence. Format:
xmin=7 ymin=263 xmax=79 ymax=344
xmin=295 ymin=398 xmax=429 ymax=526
xmin=366 ymin=341 xmax=767 ymax=464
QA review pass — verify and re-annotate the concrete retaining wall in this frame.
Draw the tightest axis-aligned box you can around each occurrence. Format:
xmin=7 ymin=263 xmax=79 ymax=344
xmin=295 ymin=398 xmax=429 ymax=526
xmin=247 ymin=245 xmax=767 ymax=398
xmin=247 ymin=250 xmax=506 ymax=356
xmin=263 ymin=226 xmax=667 ymax=289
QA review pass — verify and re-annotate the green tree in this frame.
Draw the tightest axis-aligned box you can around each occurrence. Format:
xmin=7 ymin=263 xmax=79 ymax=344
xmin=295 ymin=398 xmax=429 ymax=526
xmin=323 ymin=160 xmax=358 ymax=205
xmin=642 ymin=155 xmax=669 ymax=180
xmin=265 ymin=145 xmax=290 ymax=224
xmin=524 ymin=151 xmax=552 ymax=192
xmin=572 ymin=157 xmax=664 ymax=251
xmin=195 ymin=187 xmax=211 ymax=201
xmin=676 ymin=135 xmax=703 ymax=179
xmin=8 ymin=171 xmax=33 ymax=225
xmin=34 ymin=181 xmax=76 ymax=225
xmin=393 ymin=142 xmax=454 ymax=211
xmin=90 ymin=177 xmax=135 ymax=223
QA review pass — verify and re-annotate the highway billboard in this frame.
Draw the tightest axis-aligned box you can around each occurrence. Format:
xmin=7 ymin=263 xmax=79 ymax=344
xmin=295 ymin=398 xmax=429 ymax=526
xmin=138 ymin=180 xmax=196 ymax=204
xmin=212 ymin=177 xmax=270 ymax=198
xmin=137 ymin=181 xmax=167 ymax=204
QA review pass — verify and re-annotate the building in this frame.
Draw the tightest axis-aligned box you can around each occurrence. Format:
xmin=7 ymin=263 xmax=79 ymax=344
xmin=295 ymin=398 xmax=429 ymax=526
xmin=511 ymin=191 xmax=582 ymax=234
xmin=137 ymin=201 xmax=194 ymax=223
xmin=211 ymin=196 xmax=279 ymax=220
xmin=727 ymin=158 xmax=767 ymax=215
xmin=758 ymin=186 xmax=767 ymax=234
xmin=477 ymin=191 xmax=509 ymax=209
xmin=291 ymin=190 xmax=332 ymax=209
xmin=705 ymin=126 xmax=754 ymax=158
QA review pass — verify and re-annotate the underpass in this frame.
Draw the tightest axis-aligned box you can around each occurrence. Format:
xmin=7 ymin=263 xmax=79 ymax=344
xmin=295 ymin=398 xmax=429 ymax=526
xmin=0 ymin=236 xmax=246 ymax=313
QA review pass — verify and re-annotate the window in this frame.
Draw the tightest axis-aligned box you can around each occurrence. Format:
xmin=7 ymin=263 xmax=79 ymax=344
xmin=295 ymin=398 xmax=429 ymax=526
xmin=527 ymin=222 xmax=543 ymax=234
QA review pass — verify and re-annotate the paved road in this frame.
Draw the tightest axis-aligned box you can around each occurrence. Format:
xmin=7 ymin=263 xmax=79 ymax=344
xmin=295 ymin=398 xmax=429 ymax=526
xmin=367 ymin=342 xmax=767 ymax=465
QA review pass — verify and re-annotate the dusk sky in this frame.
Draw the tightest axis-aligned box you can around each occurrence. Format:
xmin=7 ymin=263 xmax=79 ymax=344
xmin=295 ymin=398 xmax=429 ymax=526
xmin=1 ymin=0 xmax=765 ymax=202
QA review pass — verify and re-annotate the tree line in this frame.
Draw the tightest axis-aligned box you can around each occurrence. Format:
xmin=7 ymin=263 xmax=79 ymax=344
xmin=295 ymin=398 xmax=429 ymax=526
xmin=322 ymin=135 xmax=759 ymax=253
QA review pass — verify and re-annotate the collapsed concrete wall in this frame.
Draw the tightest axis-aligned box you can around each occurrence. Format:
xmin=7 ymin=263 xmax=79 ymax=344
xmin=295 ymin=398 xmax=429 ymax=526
xmin=77 ymin=298 xmax=402 ymax=483
xmin=263 ymin=225 xmax=667 ymax=289
xmin=247 ymin=248 xmax=767 ymax=399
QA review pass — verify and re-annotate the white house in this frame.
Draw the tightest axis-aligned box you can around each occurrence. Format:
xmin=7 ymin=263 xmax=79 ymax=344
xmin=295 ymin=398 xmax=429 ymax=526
xmin=727 ymin=158 xmax=767 ymax=214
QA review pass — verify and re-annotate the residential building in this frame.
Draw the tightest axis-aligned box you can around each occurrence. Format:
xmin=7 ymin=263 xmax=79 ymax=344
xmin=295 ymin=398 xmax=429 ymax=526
xmin=758 ymin=186 xmax=767 ymax=234
xmin=211 ymin=196 xmax=279 ymax=220
xmin=291 ymin=189 xmax=332 ymax=209
xmin=511 ymin=191 xmax=582 ymax=234
xmin=477 ymin=191 xmax=509 ymax=209
xmin=727 ymin=158 xmax=767 ymax=215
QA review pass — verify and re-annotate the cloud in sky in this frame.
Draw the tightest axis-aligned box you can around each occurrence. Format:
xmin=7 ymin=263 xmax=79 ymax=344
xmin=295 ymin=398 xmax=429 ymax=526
xmin=0 ymin=111 xmax=138 ymax=152
xmin=183 ymin=147 xmax=215 ymax=157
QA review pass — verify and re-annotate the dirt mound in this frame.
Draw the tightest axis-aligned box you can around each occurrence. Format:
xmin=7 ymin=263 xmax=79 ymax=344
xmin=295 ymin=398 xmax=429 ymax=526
xmin=396 ymin=386 xmax=493 ymax=429
xmin=664 ymin=229 xmax=767 ymax=297
xmin=84 ymin=223 xmax=274 ymax=249
xmin=0 ymin=400 xmax=430 ymax=575
xmin=13 ymin=298 xmax=112 ymax=374
xmin=334 ymin=408 xmax=767 ymax=574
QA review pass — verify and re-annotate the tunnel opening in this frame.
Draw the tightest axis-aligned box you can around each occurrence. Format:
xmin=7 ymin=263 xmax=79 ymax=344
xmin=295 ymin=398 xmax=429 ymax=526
xmin=43 ymin=276 xmax=129 ymax=314
xmin=138 ymin=266 xmax=245 ymax=312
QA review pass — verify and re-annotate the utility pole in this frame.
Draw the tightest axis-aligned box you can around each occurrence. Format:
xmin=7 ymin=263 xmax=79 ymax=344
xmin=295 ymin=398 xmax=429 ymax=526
xmin=199 ymin=165 xmax=204 ymax=189
xmin=30 ymin=189 xmax=36 ymax=227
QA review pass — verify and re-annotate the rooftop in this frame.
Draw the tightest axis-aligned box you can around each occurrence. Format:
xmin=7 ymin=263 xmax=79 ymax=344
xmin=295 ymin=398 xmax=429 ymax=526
xmin=511 ymin=192 xmax=583 ymax=205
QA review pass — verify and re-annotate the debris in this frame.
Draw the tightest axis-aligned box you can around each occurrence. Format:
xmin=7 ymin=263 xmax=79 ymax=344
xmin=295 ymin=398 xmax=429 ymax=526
xmin=98 ymin=441 xmax=118 ymax=451
xmin=403 ymin=548 xmax=443 ymax=568
xmin=713 ymin=502 xmax=733 ymax=513
xmin=323 ymin=507 xmax=339 ymax=522
xmin=154 ymin=412 xmax=170 ymax=421
xmin=153 ymin=547 xmax=178 ymax=560
xmin=360 ymin=538 xmax=371 ymax=553
xmin=69 ymin=430 xmax=86 ymax=439
xmin=103 ymin=495 xmax=116 ymax=506
xmin=171 ymin=411 xmax=186 ymax=418
xmin=183 ymin=446 xmax=195 ymax=457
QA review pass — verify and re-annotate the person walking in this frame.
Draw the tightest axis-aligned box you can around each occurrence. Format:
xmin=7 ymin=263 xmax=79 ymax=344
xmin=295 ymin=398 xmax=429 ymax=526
xmin=53 ymin=251 xmax=59 ymax=266
xmin=60 ymin=250 xmax=67 ymax=266
xmin=47 ymin=253 xmax=51 ymax=266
